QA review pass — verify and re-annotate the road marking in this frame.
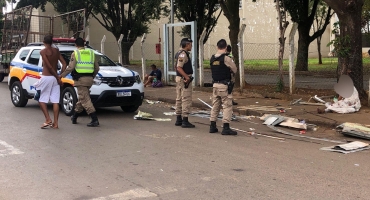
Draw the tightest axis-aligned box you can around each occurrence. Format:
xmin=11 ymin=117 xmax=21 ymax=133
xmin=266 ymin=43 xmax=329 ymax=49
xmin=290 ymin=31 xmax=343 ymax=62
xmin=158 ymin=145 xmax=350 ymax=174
xmin=0 ymin=140 xmax=24 ymax=157
xmin=90 ymin=186 xmax=178 ymax=200
xmin=90 ymin=188 xmax=157 ymax=200
xmin=151 ymin=186 xmax=178 ymax=194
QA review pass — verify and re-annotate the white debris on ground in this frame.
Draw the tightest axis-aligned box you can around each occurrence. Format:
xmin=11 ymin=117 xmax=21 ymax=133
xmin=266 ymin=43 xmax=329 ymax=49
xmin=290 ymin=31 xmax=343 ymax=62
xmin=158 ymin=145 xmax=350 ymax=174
xmin=134 ymin=111 xmax=171 ymax=121
xmin=163 ymin=112 xmax=176 ymax=116
xmin=145 ymin=99 xmax=162 ymax=105
xmin=320 ymin=141 xmax=370 ymax=154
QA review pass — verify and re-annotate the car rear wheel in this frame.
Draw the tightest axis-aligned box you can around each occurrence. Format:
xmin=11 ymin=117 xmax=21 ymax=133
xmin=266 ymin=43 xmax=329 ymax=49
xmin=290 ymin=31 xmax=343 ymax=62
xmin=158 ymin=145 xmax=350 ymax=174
xmin=11 ymin=81 xmax=28 ymax=107
xmin=120 ymin=105 xmax=139 ymax=113
xmin=60 ymin=87 xmax=77 ymax=116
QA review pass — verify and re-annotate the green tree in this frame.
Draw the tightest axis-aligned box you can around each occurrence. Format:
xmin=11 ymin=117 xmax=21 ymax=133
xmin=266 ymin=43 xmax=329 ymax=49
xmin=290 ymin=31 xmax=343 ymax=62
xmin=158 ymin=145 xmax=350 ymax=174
xmin=219 ymin=0 xmax=240 ymax=87
xmin=15 ymin=0 xmax=47 ymax=11
xmin=91 ymin=0 xmax=167 ymax=65
xmin=312 ymin=0 xmax=334 ymax=64
xmin=16 ymin=0 xmax=93 ymax=21
xmin=284 ymin=0 xmax=333 ymax=71
xmin=362 ymin=0 xmax=370 ymax=45
xmin=361 ymin=0 xmax=370 ymax=35
xmin=174 ymin=0 xmax=222 ymax=45
xmin=323 ymin=0 xmax=366 ymax=101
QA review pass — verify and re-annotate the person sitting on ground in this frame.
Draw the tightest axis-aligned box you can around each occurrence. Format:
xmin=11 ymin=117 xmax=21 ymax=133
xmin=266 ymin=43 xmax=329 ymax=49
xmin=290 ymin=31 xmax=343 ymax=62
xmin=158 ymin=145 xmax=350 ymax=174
xmin=144 ymin=64 xmax=162 ymax=87
xmin=317 ymin=73 xmax=361 ymax=114
xmin=317 ymin=86 xmax=361 ymax=114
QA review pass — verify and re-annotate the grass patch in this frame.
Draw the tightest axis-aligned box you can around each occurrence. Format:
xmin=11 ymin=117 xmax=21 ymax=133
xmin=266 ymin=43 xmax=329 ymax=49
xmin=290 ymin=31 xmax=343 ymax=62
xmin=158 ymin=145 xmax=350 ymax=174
xmin=129 ymin=57 xmax=370 ymax=72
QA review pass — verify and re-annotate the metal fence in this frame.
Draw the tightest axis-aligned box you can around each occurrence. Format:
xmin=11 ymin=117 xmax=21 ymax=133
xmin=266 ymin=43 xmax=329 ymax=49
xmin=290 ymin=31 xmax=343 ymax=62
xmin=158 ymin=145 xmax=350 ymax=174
xmin=93 ymin=37 xmax=370 ymax=92
xmin=52 ymin=9 xmax=86 ymax=39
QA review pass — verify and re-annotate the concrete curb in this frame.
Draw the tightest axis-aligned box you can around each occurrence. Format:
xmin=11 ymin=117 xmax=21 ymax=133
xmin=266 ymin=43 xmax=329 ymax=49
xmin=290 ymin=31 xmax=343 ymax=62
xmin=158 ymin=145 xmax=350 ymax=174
xmin=146 ymin=95 xmax=338 ymax=129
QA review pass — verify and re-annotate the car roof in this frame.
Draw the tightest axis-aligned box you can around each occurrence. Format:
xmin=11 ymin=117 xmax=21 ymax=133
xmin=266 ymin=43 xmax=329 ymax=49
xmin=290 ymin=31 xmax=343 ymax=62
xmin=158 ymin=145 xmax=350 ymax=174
xmin=19 ymin=45 xmax=90 ymax=52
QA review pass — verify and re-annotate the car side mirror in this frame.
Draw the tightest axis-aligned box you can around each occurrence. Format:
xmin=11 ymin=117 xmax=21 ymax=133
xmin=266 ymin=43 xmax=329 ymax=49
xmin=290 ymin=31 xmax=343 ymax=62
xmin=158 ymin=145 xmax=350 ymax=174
xmin=116 ymin=62 xmax=122 ymax=66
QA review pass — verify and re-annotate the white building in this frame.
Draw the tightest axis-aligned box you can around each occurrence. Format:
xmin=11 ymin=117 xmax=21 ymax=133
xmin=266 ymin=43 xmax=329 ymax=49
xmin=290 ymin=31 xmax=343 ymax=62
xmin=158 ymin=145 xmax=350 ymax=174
xmin=35 ymin=1 xmax=337 ymax=62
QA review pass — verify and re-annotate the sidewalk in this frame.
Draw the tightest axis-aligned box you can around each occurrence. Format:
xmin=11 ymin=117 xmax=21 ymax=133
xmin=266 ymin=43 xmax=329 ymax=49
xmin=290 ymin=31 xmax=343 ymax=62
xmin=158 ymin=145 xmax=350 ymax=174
xmin=144 ymin=86 xmax=370 ymax=128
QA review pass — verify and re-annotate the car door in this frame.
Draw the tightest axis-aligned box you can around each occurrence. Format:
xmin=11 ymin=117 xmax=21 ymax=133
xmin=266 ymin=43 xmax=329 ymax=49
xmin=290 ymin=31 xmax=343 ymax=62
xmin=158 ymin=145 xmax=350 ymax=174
xmin=26 ymin=49 xmax=42 ymax=92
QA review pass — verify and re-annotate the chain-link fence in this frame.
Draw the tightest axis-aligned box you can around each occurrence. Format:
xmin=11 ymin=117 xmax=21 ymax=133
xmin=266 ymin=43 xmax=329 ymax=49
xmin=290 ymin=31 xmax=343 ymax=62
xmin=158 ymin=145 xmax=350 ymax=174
xmin=53 ymin=9 xmax=85 ymax=39
xmin=2 ymin=6 xmax=86 ymax=51
xmin=94 ymin=38 xmax=370 ymax=92
xmin=2 ymin=6 xmax=50 ymax=51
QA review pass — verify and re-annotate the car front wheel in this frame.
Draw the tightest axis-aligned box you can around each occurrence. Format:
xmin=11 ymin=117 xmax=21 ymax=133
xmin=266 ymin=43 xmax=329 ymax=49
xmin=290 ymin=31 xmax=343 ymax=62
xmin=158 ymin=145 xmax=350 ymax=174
xmin=11 ymin=81 xmax=28 ymax=107
xmin=60 ymin=87 xmax=77 ymax=116
xmin=120 ymin=105 xmax=139 ymax=113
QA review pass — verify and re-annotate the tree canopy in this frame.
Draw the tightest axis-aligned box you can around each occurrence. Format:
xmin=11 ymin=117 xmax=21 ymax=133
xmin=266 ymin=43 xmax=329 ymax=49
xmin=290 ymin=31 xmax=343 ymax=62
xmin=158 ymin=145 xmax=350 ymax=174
xmin=16 ymin=0 xmax=93 ymax=19
xmin=363 ymin=0 xmax=370 ymax=29
xmin=15 ymin=0 xmax=47 ymax=11
xmin=174 ymin=0 xmax=222 ymax=45
xmin=91 ymin=0 xmax=167 ymax=64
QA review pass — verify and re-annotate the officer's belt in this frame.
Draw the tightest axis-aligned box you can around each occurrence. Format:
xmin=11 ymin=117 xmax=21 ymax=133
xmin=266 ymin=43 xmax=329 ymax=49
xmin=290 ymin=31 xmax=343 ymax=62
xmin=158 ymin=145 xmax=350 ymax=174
xmin=177 ymin=74 xmax=192 ymax=79
xmin=213 ymin=79 xmax=230 ymax=85
xmin=72 ymin=73 xmax=93 ymax=80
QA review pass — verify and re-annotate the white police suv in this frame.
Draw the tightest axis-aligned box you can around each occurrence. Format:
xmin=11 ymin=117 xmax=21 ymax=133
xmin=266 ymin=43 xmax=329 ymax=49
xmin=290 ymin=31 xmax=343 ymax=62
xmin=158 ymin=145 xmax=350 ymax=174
xmin=8 ymin=41 xmax=144 ymax=115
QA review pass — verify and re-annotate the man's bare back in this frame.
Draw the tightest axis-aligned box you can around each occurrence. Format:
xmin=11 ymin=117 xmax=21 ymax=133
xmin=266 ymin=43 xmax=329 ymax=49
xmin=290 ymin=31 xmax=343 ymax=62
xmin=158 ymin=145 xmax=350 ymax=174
xmin=40 ymin=46 xmax=60 ymax=77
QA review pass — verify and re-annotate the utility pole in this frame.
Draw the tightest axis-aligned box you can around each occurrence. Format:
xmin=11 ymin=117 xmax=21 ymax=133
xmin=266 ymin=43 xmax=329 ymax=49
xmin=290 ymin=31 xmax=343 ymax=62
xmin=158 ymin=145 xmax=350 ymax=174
xmin=171 ymin=0 xmax=174 ymax=73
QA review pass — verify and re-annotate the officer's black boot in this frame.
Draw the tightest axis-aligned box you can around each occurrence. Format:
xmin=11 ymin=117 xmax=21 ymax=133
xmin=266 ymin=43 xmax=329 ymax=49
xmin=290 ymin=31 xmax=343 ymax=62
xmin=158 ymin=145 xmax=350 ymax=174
xmin=221 ymin=123 xmax=237 ymax=135
xmin=181 ymin=117 xmax=195 ymax=128
xmin=209 ymin=121 xmax=218 ymax=133
xmin=232 ymin=100 xmax=238 ymax=105
xmin=71 ymin=111 xmax=79 ymax=124
xmin=87 ymin=112 xmax=100 ymax=127
xmin=175 ymin=115 xmax=183 ymax=126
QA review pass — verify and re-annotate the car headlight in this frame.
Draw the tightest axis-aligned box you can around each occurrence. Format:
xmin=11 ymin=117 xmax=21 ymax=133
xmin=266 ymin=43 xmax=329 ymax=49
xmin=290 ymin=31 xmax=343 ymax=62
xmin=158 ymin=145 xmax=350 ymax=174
xmin=93 ymin=76 xmax=102 ymax=85
xmin=135 ymin=75 xmax=141 ymax=84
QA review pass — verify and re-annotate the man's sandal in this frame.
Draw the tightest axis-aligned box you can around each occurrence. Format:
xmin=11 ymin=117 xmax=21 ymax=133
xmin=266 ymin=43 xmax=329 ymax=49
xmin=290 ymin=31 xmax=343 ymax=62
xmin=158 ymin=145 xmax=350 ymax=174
xmin=41 ymin=122 xmax=53 ymax=129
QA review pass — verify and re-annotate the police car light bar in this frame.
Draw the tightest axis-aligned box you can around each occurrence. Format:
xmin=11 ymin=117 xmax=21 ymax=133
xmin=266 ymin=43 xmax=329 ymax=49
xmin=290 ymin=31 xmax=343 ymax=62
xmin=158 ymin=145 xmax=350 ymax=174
xmin=52 ymin=38 xmax=80 ymax=43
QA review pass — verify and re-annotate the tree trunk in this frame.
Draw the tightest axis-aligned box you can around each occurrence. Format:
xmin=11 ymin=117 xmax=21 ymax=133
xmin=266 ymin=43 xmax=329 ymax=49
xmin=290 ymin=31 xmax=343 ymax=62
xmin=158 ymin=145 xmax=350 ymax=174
xmin=276 ymin=0 xmax=288 ymax=91
xmin=278 ymin=38 xmax=286 ymax=84
xmin=121 ymin=42 xmax=133 ymax=65
xmin=337 ymin=11 xmax=366 ymax=100
xmin=295 ymin=25 xmax=310 ymax=71
xmin=278 ymin=24 xmax=287 ymax=89
xmin=317 ymin=36 xmax=322 ymax=64
xmin=229 ymin=26 xmax=240 ymax=87
xmin=323 ymin=0 xmax=366 ymax=101
xmin=219 ymin=0 xmax=240 ymax=87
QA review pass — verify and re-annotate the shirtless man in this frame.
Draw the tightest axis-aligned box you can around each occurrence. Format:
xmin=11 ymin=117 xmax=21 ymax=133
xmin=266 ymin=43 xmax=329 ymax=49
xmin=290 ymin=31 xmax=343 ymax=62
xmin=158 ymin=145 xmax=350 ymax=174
xmin=38 ymin=35 xmax=67 ymax=129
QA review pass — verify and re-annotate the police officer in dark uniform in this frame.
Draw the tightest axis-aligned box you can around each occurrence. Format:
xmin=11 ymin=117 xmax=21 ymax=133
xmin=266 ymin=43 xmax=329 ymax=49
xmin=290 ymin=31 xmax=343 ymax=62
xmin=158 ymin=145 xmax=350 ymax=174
xmin=174 ymin=38 xmax=195 ymax=128
xmin=209 ymin=39 xmax=237 ymax=135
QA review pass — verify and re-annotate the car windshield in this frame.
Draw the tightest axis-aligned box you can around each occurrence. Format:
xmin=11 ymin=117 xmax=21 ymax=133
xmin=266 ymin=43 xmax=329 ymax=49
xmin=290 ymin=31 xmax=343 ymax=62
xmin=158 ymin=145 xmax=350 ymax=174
xmin=60 ymin=50 xmax=117 ymax=66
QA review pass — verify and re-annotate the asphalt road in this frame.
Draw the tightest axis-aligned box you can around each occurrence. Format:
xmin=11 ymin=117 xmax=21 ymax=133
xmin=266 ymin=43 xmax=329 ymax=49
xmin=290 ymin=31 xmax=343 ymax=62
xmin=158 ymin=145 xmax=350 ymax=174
xmin=1 ymin=81 xmax=370 ymax=200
